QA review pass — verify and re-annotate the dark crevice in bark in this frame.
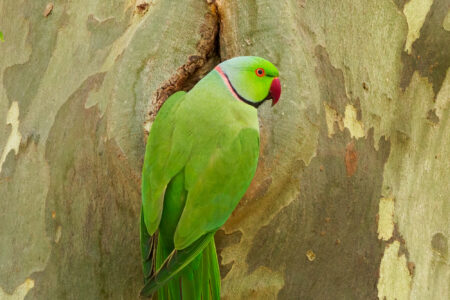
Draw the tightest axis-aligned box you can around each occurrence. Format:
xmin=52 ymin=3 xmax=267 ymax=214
xmin=145 ymin=3 xmax=221 ymax=132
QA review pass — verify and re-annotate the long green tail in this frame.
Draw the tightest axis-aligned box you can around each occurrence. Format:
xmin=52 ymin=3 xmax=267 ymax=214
xmin=141 ymin=171 xmax=221 ymax=299
xmin=140 ymin=231 xmax=220 ymax=299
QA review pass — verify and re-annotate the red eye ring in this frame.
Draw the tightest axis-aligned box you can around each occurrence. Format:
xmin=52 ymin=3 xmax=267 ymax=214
xmin=255 ymin=68 xmax=265 ymax=77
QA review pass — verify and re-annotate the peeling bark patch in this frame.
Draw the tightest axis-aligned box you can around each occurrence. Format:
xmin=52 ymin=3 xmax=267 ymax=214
xmin=400 ymin=0 xmax=450 ymax=95
xmin=135 ymin=1 xmax=150 ymax=14
xmin=241 ymin=175 xmax=272 ymax=202
xmin=324 ymin=103 xmax=344 ymax=137
xmin=376 ymin=197 xmax=414 ymax=300
xmin=54 ymin=225 xmax=62 ymax=243
xmin=435 ymin=68 xmax=450 ymax=120
xmin=315 ymin=46 xmax=351 ymax=115
xmin=362 ymin=82 xmax=369 ymax=91
xmin=247 ymin=105 xmax=390 ymax=299
xmin=0 ymin=279 xmax=34 ymax=300
xmin=345 ymin=141 xmax=358 ymax=177
xmin=224 ymin=266 xmax=284 ymax=300
xmin=426 ymin=108 xmax=440 ymax=124
xmin=0 ymin=138 xmax=51 ymax=292
xmin=431 ymin=232 xmax=448 ymax=258
xmin=3 ymin=1 xmax=66 ymax=114
xmin=305 ymin=250 xmax=316 ymax=261
xmin=407 ymin=261 xmax=415 ymax=276
xmin=393 ymin=0 xmax=412 ymax=10
xmin=43 ymin=3 xmax=53 ymax=17
xmin=403 ymin=0 xmax=433 ymax=54
xmin=377 ymin=197 xmax=395 ymax=241
xmin=145 ymin=9 xmax=220 ymax=130
xmin=324 ymin=103 xmax=364 ymax=139
xmin=215 ymin=230 xmax=243 ymax=279
xmin=444 ymin=10 xmax=450 ymax=31
xmin=27 ymin=72 xmax=142 ymax=299
xmin=380 ymin=70 xmax=448 ymax=297
xmin=343 ymin=104 xmax=365 ymax=139
xmin=0 ymin=102 xmax=22 ymax=173
xmin=377 ymin=241 xmax=412 ymax=300
xmin=86 ymin=10 xmax=132 ymax=54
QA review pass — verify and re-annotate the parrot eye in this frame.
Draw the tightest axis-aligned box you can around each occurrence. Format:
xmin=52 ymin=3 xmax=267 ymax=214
xmin=255 ymin=68 xmax=265 ymax=77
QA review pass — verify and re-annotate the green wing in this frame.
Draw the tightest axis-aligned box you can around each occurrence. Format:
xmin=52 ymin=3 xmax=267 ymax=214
xmin=141 ymin=91 xmax=189 ymax=235
xmin=141 ymin=81 xmax=260 ymax=298
xmin=140 ymin=125 xmax=259 ymax=295
xmin=174 ymin=127 xmax=259 ymax=249
xmin=143 ymin=86 xmax=259 ymax=250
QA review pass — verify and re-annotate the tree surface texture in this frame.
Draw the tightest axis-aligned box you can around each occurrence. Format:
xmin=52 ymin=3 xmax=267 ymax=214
xmin=0 ymin=0 xmax=448 ymax=299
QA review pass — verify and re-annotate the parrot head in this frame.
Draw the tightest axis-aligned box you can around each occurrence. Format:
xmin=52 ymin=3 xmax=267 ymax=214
xmin=215 ymin=56 xmax=281 ymax=108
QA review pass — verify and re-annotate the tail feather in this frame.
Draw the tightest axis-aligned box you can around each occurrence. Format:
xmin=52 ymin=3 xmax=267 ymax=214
xmin=207 ymin=241 xmax=221 ymax=299
xmin=140 ymin=210 xmax=155 ymax=281
xmin=201 ymin=244 xmax=212 ymax=300
xmin=180 ymin=258 xmax=197 ymax=300
xmin=140 ymin=232 xmax=216 ymax=298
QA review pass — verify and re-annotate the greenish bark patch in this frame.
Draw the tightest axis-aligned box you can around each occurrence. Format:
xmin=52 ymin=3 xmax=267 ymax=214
xmin=86 ymin=9 xmax=132 ymax=54
xmin=0 ymin=138 xmax=51 ymax=293
xmin=3 ymin=0 xmax=66 ymax=113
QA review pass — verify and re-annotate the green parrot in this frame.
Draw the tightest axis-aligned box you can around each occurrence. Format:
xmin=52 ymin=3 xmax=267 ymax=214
xmin=140 ymin=56 xmax=281 ymax=299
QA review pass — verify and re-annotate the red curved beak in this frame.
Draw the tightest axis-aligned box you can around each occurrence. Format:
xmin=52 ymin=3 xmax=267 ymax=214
xmin=270 ymin=77 xmax=281 ymax=106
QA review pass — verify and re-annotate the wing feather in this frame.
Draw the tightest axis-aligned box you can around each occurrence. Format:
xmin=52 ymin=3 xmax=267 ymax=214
xmin=174 ymin=128 xmax=259 ymax=249
xmin=141 ymin=91 xmax=188 ymax=235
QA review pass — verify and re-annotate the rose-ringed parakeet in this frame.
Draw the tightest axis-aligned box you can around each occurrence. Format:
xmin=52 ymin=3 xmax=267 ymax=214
xmin=140 ymin=56 xmax=281 ymax=299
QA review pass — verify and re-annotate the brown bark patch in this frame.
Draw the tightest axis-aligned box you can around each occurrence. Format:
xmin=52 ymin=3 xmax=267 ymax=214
xmin=426 ymin=109 xmax=440 ymax=125
xmin=135 ymin=1 xmax=149 ymax=14
xmin=431 ymin=232 xmax=448 ymax=258
xmin=314 ymin=46 xmax=351 ymax=115
xmin=345 ymin=141 xmax=358 ymax=177
xmin=215 ymin=230 xmax=243 ymax=279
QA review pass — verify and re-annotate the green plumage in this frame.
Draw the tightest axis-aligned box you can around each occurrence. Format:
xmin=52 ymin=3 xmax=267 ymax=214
xmin=140 ymin=56 xmax=280 ymax=299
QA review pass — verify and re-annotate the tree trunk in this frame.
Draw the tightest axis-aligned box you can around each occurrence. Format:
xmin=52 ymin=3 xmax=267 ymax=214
xmin=0 ymin=0 xmax=448 ymax=299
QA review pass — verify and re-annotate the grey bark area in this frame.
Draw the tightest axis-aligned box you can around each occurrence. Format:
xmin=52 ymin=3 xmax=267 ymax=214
xmin=0 ymin=0 xmax=448 ymax=299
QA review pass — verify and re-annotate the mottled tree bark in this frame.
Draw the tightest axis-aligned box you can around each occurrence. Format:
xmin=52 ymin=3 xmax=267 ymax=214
xmin=0 ymin=0 xmax=448 ymax=299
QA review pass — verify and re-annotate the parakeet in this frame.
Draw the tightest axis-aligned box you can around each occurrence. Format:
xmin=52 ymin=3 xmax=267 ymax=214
xmin=140 ymin=56 xmax=281 ymax=299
